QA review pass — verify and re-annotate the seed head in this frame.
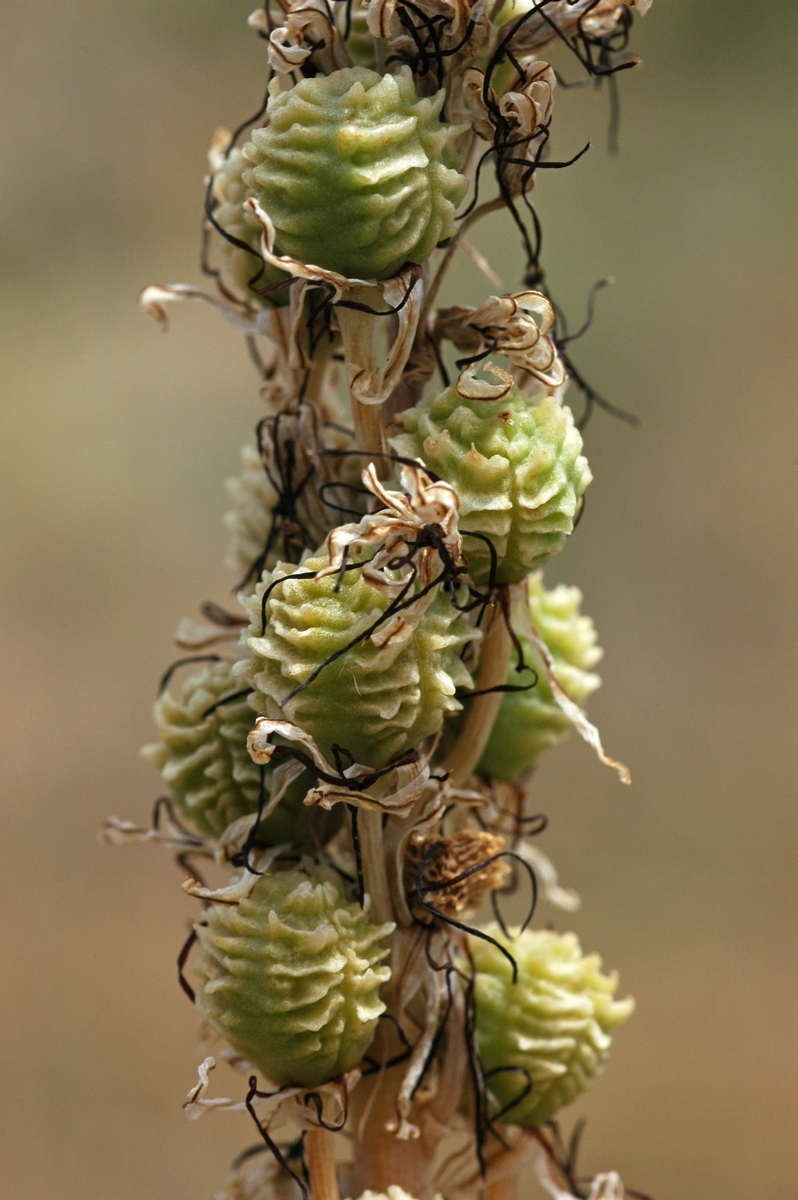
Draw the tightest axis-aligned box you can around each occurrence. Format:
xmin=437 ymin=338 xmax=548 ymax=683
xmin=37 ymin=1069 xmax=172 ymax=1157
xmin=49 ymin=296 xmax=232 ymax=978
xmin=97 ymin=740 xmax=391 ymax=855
xmin=242 ymin=67 xmax=468 ymax=280
xmin=469 ymin=924 xmax=633 ymax=1127
xmin=390 ymin=386 xmax=591 ymax=584
xmin=238 ymin=554 xmax=478 ymax=769
xmin=195 ymin=864 xmax=393 ymax=1086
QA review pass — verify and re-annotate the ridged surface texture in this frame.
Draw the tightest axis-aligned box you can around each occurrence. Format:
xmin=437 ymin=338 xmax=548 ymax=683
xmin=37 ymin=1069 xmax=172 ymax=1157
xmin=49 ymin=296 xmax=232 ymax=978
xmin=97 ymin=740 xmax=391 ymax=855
xmin=469 ymin=924 xmax=634 ymax=1128
xmin=195 ymin=865 xmax=393 ymax=1086
xmin=142 ymin=659 xmax=304 ymax=842
xmin=224 ymin=444 xmax=278 ymax=584
xmin=477 ymin=572 xmax=602 ymax=779
xmin=390 ymin=387 xmax=591 ymax=584
xmin=242 ymin=67 xmax=468 ymax=280
xmin=238 ymin=555 xmax=478 ymax=769
xmin=211 ymin=146 xmax=288 ymax=303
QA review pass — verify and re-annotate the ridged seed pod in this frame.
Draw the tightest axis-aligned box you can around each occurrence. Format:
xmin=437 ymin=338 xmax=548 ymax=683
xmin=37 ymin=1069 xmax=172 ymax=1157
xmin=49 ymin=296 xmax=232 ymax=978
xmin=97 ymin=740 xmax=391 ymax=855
xmin=390 ymin=387 xmax=591 ymax=584
xmin=195 ymin=865 xmax=393 ymax=1086
xmin=238 ymin=555 xmax=478 ymax=769
xmin=469 ymin=925 xmax=634 ymax=1128
xmin=476 ymin=572 xmax=602 ymax=780
xmin=209 ymin=144 xmax=288 ymax=304
xmin=223 ymin=444 xmax=278 ymax=585
xmin=141 ymin=659 xmax=304 ymax=842
xmin=242 ymin=67 xmax=468 ymax=280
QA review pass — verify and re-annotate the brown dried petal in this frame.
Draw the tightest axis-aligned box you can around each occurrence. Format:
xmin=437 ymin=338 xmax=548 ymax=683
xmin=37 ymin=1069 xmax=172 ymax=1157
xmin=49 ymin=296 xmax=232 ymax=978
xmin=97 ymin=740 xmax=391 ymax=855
xmin=404 ymin=829 xmax=510 ymax=923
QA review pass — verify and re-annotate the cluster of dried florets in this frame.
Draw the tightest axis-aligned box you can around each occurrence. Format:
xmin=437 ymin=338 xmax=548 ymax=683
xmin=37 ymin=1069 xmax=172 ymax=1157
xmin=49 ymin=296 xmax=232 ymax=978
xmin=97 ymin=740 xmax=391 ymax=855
xmin=113 ymin=3 xmax=656 ymax=1199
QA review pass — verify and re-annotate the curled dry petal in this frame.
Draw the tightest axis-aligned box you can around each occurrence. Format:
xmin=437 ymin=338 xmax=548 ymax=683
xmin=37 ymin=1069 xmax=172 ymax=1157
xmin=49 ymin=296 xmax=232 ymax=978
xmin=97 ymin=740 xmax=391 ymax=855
xmin=495 ymin=0 xmax=649 ymax=57
xmin=182 ymin=844 xmax=289 ymax=905
xmin=320 ymin=462 xmax=463 ymax=592
xmin=267 ymin=0 xmax=353 ymax=76
xmin=463 ymin=61 xmax=555 ymax=197
xmin=247 ymin=715 xmax=431 ymax=815
xmin=455 ymin=360 xmax=514 ymax=401
xmin=100 ymin=815 xmax=209 ymax=854
xmin=183 ymin=1055 xmax=358 ymax=1128
xmin=368 ymin=0 xmax=490 ymax=61
xmin=436 ymin=289 xmax=564 ymax=396
xmin=246 ymin=197 xmax=423 ymax=401
xmin=516 ymin=601 xmax=630 ymax=785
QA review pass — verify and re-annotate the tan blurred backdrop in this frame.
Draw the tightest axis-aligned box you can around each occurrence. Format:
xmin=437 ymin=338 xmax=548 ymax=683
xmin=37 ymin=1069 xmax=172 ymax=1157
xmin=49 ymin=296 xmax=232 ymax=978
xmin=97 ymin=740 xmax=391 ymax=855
xmin=0 ymin=1 xmax=796 ymax=1197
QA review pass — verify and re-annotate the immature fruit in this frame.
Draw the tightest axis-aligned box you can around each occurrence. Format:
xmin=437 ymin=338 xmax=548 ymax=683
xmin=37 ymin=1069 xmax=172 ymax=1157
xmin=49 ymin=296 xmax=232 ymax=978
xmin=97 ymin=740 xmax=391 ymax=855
xmin=141 ymin=659 xmax=305 ymax=842
xmin=390 ymin=387 xmax=591 ymax=584
xmin=238 ymin=555 xmax=478 ymax=769
xmin=469 ymin=925 xmax=634 ymax=1127
xmin=224 ymin=444 xmax=277 ymax=585
xmin=242 ymin=67 xmax=468 ymax=280
xmin=210 ymin=145 xmax=289 ymax=304
xmin=476 ymin=572 xmax=602 ymax=780
xmin=194 ymin=865 xmax=393 ymax=1086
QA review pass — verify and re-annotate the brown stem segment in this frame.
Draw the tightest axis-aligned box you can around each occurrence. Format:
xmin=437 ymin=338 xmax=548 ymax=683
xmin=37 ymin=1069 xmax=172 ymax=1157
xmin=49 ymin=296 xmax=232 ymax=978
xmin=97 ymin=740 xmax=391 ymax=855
xmin=359 ymin=808 xmax=394 ymax=926
xmin=352 ymin=398 xmax=385 ymax=458
xmin=441 ymin=590 xmax=512 ymax=787
xmin=349 ymin=1026 xmax=437 ymax=1200
xmin=306 ymin=1128 xmax=341 ymax=1200
xmin=486 ymin=1178 xmax=519 ymax=1200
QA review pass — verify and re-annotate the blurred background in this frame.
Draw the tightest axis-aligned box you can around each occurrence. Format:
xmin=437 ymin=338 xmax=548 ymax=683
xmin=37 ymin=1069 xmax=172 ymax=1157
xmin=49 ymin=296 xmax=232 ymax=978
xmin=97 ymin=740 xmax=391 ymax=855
xmin=0 ymin=1 xmax=795 ymax=1197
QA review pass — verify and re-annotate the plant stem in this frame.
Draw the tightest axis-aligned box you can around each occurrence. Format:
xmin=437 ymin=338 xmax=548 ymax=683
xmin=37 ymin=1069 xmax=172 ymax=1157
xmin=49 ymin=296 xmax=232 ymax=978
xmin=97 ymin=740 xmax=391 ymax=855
xmin=441 ymin=591 xmax=512 ymax=786
xmin=352 ymin=398 xmax=385 ymax=457
xmin=359 ymin=808 xmax=394 ymax=926
xmin=306 ymin=1128 xmax=341 ymax=1200
xmin=420 ymin=197 xmax=505 ymax=331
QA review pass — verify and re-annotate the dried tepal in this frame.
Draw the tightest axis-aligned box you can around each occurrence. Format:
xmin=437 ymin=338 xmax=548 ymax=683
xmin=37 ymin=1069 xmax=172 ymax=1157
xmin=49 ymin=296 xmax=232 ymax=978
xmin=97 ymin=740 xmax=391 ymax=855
xmin=108 ymin=2 xmax=657 ymax=1198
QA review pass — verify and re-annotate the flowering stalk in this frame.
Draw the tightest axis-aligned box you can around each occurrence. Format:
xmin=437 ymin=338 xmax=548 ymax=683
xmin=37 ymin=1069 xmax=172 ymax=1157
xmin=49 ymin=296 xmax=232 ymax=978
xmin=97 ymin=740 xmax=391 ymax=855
xmin=109 ymin=2 xmax=657 ymax=1198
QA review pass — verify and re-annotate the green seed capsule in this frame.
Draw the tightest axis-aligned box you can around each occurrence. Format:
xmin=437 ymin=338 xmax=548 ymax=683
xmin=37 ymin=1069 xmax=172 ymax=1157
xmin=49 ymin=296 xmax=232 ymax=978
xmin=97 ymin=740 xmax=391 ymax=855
xmin=390 ymin=387 xmax=591 ymax=585
xmin=469 ymin=925 xmax=634 ymax=1128
xmin=476 ymin=572 xmax=602 ymax=780
xmin=195 ymin=864 xmax=393 ymax=1086
xmin=224 ymin=444 xmax=278 ymax=585
xmin=210 ymin=145 xmax=289 ymax=304
xmin=142 ymin=659 xmax=305 ymax=842
xmin=242 ymin=67 xmax=468 ymax=280
xmin=238 ymin=555 xmax=478 ymax=769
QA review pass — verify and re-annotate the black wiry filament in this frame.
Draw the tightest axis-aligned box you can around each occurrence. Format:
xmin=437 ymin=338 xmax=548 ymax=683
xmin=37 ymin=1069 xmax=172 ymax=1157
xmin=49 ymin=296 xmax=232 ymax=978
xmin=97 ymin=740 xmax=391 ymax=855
xmin=245 ymin=1078 xmax=310 ymax=1200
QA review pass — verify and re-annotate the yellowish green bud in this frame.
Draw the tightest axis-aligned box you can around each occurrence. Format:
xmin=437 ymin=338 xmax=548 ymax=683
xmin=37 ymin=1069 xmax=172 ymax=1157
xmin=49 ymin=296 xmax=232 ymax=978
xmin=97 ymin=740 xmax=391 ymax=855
xmin=242 ymin=67 xmax=467 ymax=280
xmin=195 ymin=864 xmax=393 ymax=1086
xmin=141 ymin=659 xmax=305 ymax=842
xmin=389 ymin=387 xmax=591 ymax=584
xmin=469 ymin=925 xmax=634 ymax=1128
xmin=477 ymin=572 xmax=602 ymax=780
xmin=238 ymin=555 xmax=478 ymax=769
xmin=223 ymin=444 xmax=278 ymax=585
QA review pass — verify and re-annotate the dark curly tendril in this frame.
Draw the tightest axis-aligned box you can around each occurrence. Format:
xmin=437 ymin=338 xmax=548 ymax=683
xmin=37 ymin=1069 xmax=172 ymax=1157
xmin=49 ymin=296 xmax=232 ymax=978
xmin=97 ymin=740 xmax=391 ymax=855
xmin=245 ymin=1077 xmax=311 ymax=1200
xmin=157 ymin=654 xmax=222 ymax=697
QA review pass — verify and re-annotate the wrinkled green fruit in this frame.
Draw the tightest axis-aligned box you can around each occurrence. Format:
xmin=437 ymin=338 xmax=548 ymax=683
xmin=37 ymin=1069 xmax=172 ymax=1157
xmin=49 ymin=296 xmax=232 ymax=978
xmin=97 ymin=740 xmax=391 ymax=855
xmin=142 ymin=659 xmax=310 ymax=842
xmin=390 ymin=386 xmax=591 ymax=584
xmin=476 ymin=572 xmax=602 ymax=780
xmin=469 ymin=925 xmax=634 ymax=1127
xmin=242 ymin=67 xmax=467 ymax=280
xmin=210 ymin=144 xmax=290 ymax=304
xmin=238 ymin=555 xmax=478 ymax=769
xmin=195 ymin=865 xmax=393 ymax=1086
